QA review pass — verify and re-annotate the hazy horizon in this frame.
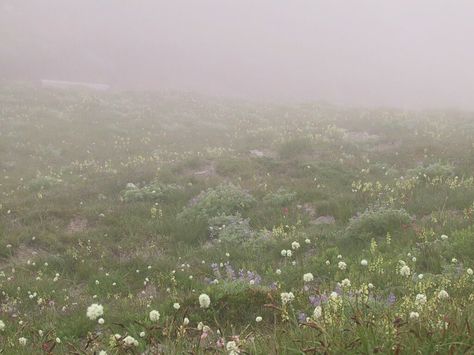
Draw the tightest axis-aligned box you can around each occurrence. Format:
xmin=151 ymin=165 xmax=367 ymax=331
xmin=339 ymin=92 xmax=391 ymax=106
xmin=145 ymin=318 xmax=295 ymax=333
xmin=1 ymin=0 xmax=474 ymax=109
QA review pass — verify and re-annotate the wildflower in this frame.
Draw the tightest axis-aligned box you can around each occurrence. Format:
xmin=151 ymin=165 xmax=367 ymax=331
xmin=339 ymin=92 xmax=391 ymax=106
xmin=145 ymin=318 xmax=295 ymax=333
xmin=183 ymin=317 xmax=190 ymax=325
xmin=305 ymin=238 xmax=311 ymax=244
xmin=139 ymin=331 xmax=146 ymax=338
xmin=437 ymin=290 xmax=449 ymax=300
xmin=199 ymin=293 xmax=211 ymax=308
xmin=360 ymin=259 xmax=368 ymax=266
xmin=86 ymin=304 xmax=104 ymax=320
xmin=325 ymin=260 xmax=330 ymax=265
xmin=173 ymin=302 xmax=181 ymax=310
xmin=226 ymin=340 xmax=239 ymax=354
xmin=338 ymin=261 xmax=347 ymax=270
xmin=418 ymin=274 xmax=424 ymax=280
xmin=368 ymin=283 xmax=374 ymax=289
xmin=467 ymin=268 xmax=473 ymax=275
xmin=337 ymin=254 xmax=342 ymax=259
xmin=197 ymin=322 xmax=204 ymax=330
xmin=281 ymin=292 xmax=295 ymax=305
xmin=399 ymin=265 xmax=411 ymax=277
xmin=286 ymin=250 xmax=292 ymax=257
xmin=409 ymin=311 xmax=419 ymax=320
xmin=452 ymin=258 xmax=457 ymax=263
xmin=255 ymin=316 xmax=262 ymax=322
xmin=415 ymin=294 xmax=427 ymax=306
xmin=98 ymin=318 xmax=105 ymax=325
xmin=99 ymin=351 xmax=107 ymax=355
xmin=55 ymin=337 xmax=61 ymax=344
xmin=123 ymin=335 xmax=139 ymax=347
xmin=276 ymin=269 xmax=282 ymax=275
xmin=291 ymin=241 xmax=300 ymax=250
xmin=303 ymin=273 xmax=314 ymax=282
xmin=19 ymin=337 xmax=27 ymax=346
xmin=341 ymin=278 xmax=351 ymax=288
xmin=330 ymin=291 xmax=339 ymax=300
xmin=313 ymin=305 xmax=322 ymax=319
xmin=149 ymin=310 xmax=160 ymax=322
xmin=440 ymin=234 xmax=448 ymax=240
xmin=280 ymin=250 xmax=287 ymax=257
xmin=0 ymin=320 xmax=4 ymax=331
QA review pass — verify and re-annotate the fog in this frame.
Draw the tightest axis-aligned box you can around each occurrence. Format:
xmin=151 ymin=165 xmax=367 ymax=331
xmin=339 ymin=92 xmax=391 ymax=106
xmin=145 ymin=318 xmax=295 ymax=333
xmin=1 ymin=0 xmax=474 ymax=109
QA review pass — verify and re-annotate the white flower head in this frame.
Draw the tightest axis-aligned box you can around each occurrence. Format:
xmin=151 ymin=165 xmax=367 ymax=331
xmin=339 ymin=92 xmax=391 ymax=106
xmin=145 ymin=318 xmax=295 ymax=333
xmin=123 ymin=335 xmax=139 ymax=347
xmin=149 ymin=310 xmax=160 ymax=322
xmin=0 ymin=320 xmax=4 ymax=331
xmin=255 ymin=316 xmax=262 ymax=322
xmin=86 ymin=304 xmax=104 ymax=320
xmin=173 ymin=302 xmax=181 ymax=310
xmin=338 ymin=261 xmax=347 ymax=270
xmin=291 ymin=241 xmax=300 ymax=250
xmin=399 ymin=265 xmax=411 ymax=277
xmin=303 ymin=273 xmax=314 ymax=282
xmin=281 ymin=292 xmax=295 ymax=305
xmin=199 ymin=293 xmax=211 ymax=308
xmin=409 ymin=311 xmax=419 ymax=320
xmin=341 ymin=278 xmax=351 ymax=288
xmin=360 ymin=259 xmax=368 ymax=266
xmin=415 ymin=293 xmax=427 ymax=306
xmin=437 ymin=290 xmax=449 ymax=300
xmin=313 ymin=305 xmax=322 ymax=319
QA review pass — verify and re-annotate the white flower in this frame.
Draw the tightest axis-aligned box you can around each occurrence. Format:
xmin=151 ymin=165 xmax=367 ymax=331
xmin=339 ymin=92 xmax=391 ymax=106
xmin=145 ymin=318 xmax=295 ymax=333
xmin=86 ymin=304 xmax=104 ymax=320
xmin=123 ymin=335 xmax=139 ymax=347
xmin=55 ymin=337 xmax=61 ymax=344
xmin=409 ymin=311 xmax=419 ymax=320
xmin=467 ymin=268 xmax=473 ymax=275
xmin=139 ymin=331 xmax=146 ymax=338
xmin=197 ymin=322 xmax=204 ymax=330
xmin=303 ymin=273 xmax=314 ymax=282
xmin=0 ymin=320 xmax=4 ymax=331
xmin=330 ymin=291 xmax=339 ymax=300
xmin=418 ymin=274 xmax=424 ymax=280
xmin=338 ymin=261 xmax=347 ymax=270
xmin=149 ymin=310 xmax=160 ymax=322
xmin=452 ymin=258 xmax=457 ymax=263
xmin=368 ymin=283 xmax=374 ymax=289
xmin=313 ymin=305 xmax=322 ymax=319
xmin=341 ymin=278 xmax=351 ymax=288
xmin=440 ymin=234 xmax=448 ymax=240
xmin=19 ymin=337 xmax=27 ymax=346
xmin=399 ymin=265 xmax=411 ymax=277
xmin=255 ymin=316 xmax=262 ymax=322
xmin=337 ymin=254 xmax=342 ymax=259
xmin=202 ymin=325 xmax=211 ymax=333
xmin=276 ymin=269 xmax=282 ymax=275
xmin=291 ymin=241 xmax=300 ymax=250
xmin=183 ymin=317 xmax=190 ymax=325
xmin=437 ymin=290 xmax=449 ymax=300
xmin=412 ymin=257 xmax=417 ymax=262
xmin=415 ymin=293 xmax=427 ymax=306
xmin=325 ymin=260 xmax=330 ymax=265
xmin=226 ymin=340 xmax=239 ymax=354
xmin=199 ymin=293 xmax=211 ymax=308
xmin=98 ymin=318 xmax=105 ymax=325
xmin=280 ymin=250 xmax=287 ymax=257
xmin=360 ymin=259 xmax=368 ymax=266
xmin=99 ymin=351 xmax=107 ymax=355
xmin=173 ymin=302 xmax=181 ymax=310
xmin=286 ymin=250 xmax=292 ymax=257
xmin=305 ymin=238 xmax=311 ymax=244
xmin=281 ymin=292 xmax=295 ymax=305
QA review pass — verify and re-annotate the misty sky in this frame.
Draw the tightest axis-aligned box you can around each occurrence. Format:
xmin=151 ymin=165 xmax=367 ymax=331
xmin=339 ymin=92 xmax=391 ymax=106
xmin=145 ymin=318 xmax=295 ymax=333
xmin=1 ymin=0 xmax=474 ymax=109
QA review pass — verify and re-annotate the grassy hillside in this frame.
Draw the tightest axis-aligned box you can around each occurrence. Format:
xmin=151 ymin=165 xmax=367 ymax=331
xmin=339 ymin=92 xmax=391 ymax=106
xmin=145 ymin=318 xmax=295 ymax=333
xmin=1 ymin=86 xmax=474 ymax=354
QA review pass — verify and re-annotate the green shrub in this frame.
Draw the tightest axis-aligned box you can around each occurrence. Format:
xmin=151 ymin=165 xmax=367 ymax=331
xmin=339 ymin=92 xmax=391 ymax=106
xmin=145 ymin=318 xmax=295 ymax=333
xmin=263 ymin=187 xmax=297 ymax=207
xmin=121 ymin=181 xmax=182 ymax=202
xmin=178 ymin=184 xmax=255 ymax=222
xmin=27 ymin=175 xmax=62 ymax=191
xmin=208 ymin=213 xmax=254 ymax=243
xmin=345 ymin=206 xmax=412 ymax=242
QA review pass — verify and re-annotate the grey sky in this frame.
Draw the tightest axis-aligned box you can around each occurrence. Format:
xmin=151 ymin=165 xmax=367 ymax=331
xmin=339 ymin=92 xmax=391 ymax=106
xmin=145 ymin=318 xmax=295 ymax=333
xmin=1 ymin=0 xmax=473 ymax=108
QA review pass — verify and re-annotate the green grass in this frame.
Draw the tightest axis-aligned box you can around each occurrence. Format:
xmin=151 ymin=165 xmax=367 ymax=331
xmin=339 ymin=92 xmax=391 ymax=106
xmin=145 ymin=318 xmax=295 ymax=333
xmin=0 ymin=86 xmax=473 ymax=353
